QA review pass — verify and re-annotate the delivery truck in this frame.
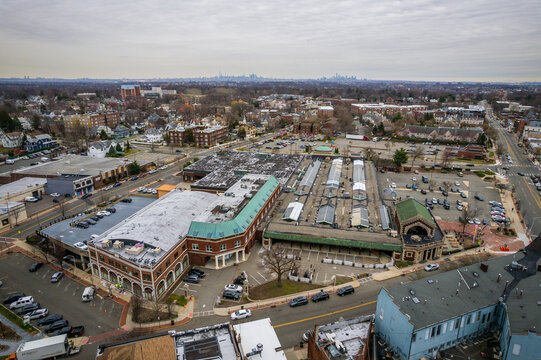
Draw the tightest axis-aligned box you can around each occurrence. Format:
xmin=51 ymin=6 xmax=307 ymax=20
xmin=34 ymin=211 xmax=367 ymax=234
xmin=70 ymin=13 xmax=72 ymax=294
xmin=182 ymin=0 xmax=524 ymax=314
xmin=6 ymin=334 xmax=79 ymax=360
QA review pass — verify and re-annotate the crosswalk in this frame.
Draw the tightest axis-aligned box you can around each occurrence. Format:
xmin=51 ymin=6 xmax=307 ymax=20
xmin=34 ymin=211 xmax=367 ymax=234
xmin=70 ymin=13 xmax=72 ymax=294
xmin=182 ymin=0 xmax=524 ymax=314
xmin=193 ymin=310 xmax=215 ymax=317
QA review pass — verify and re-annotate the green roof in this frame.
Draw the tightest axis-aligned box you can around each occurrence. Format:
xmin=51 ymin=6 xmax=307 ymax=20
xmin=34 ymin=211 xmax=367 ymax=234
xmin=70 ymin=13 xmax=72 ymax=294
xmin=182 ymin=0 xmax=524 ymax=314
xmin=395 ymin=198 xmax=434 ymax=225
xmin=315 ymin=145 xmax=332 ymax=152
xmin=187 ymin=176 xmax=279 ymax=239
xmin=264 ymin=231 xmax=402 ymax=252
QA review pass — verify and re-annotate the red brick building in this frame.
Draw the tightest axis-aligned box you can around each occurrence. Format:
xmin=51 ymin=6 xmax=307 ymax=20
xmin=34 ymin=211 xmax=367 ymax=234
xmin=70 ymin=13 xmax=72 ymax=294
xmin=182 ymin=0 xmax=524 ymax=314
xmin=168 ymin=125 xmax=228 ymax=147
xmin=121 ymin=85 xmax=141 ymax=99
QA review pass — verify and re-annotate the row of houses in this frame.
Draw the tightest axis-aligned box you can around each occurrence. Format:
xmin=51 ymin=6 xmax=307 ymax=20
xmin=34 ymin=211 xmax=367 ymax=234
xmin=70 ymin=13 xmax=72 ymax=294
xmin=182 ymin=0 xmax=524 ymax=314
xmin=0 ymin=130 xmax=56 ymax=151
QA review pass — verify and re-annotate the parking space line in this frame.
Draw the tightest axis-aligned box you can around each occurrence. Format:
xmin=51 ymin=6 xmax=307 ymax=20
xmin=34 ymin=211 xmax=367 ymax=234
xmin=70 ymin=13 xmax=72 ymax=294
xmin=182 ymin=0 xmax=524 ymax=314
xmin=249 ymin=274 xmax=261 ymax=285
xmin=307 ymin=250 xmax=311 ymax=260
xmin=257 ymin=272 xmax=267 ymax=281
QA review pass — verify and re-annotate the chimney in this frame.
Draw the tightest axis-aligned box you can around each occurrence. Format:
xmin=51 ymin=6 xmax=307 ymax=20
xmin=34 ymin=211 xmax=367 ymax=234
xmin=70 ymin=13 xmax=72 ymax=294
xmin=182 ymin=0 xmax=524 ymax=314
xmin=497 ymin=273 xmax=502 ymax=283
xmin=504 ymin=280 xmax=509 ymax=291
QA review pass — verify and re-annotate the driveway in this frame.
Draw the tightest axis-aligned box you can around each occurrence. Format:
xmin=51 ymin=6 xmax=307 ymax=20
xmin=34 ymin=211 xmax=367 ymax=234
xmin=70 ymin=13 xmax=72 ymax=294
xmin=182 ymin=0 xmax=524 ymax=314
xmin=0 ymin=253 xmax=122 ymax=337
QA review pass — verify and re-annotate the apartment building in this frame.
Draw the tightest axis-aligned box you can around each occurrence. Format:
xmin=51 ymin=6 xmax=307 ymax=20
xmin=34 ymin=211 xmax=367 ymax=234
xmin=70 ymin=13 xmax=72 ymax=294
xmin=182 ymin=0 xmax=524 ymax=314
xmin=120 ymin=84 xmax=141 ymax=99
xmin=63 ymin=112 xmax=121 ymax=133
xmin=168 ymin=125 xmax=228 ymax=147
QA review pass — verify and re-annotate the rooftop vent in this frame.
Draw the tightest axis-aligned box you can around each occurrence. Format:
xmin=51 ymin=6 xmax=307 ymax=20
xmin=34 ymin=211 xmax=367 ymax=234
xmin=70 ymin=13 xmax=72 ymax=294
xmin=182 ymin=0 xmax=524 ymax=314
xmin=412 ymin=297 xmax=420 ymax=304
xmin=113 ymin=241 xmax=124 ymax=249
xmin=101 ymin=239 xmax=112 ymax=248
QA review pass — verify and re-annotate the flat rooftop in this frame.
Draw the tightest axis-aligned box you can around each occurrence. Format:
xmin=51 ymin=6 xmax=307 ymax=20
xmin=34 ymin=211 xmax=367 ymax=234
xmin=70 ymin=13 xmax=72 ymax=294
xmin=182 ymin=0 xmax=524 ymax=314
xmin=233 ymin=318 xmax=286 ymax=360
xmin=172 ymin=323 xmax=237 ymax=360
xmin=185 ymin=151 xmax=303 ymax=190
xmin=316 ymin=316 xmax=372 ymax=360
xmin=96 ymin=333 xmax=176 ymax=360
xmin=6 ymin=154 xmax=131 ymax=178
xmin=41 ymin=196 xmax=155 ymax=248
xmin=385 ymin=238 xmax=541 ymax=333
xmin=0 ymin=177 xmax=47 ymax=198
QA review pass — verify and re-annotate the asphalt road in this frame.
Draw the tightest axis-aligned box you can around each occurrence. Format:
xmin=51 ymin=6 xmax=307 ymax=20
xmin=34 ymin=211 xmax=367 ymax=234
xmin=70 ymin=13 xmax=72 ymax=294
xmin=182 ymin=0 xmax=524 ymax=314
xmin=490 ymin=119 xmax=541 ymax=239
xmin=2 ymin=161 xmax=185 ymax=239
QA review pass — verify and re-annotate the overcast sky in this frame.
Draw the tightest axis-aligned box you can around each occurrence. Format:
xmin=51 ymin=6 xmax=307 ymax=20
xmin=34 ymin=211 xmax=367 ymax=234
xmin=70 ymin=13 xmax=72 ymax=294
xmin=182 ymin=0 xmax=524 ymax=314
xmin=1 ymin=0 xmax=540 ymax=81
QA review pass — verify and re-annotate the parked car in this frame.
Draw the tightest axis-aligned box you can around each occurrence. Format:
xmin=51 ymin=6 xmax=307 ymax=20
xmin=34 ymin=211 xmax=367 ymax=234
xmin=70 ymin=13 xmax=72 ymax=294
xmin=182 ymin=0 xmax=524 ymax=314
xmin=105 ymin=207 xmax=116 ymax=213
xmin=86 ymin=219 xmax=97 ymax=225
xmin=224 ymin=284 xmax=243 ymax=293
xmin=311 ymin=291 xmax=330 ymax=302
xmin=52 ymin=326 xmax=72 ymax=336
xmin=104 ymin=185 xmax=114 ymax=191
xmin=222 ymin=290 xmax=240 ymax=300
xmin=16 ymin=302 xmax=41 ymax=315
xmin=23 ymin=308 xmax=49 ymax=322
xmin=29 ymin=262 xmax=43 ymax=272
xmin=424 ymin=263 xmax=439 ymax=272
xmin=24 ymin=196 xmax=39 ymax=202
xmin=233 ymin=275 xmax=246 ymax=285
xmin=81 ymin=193 xmax=93 ymax=199
xmin=149 ymin=169 xmax=157 ymax=174
xmin=188 ymin=268 xmax=205 ymax=278
xmin=3 ymin=293 xmax=25 ymax=305
xmin=50 ymin=193 xmax=61 ymax=197
xmin=91 ymin=215 xmax=100 ymax=221
xmin=289 ymin=296 xmax=308 ymax=307
xmin=474 ymin=195 xmax=484 ymax=201
xmin=460 ymin=192 xmax=467 ymax=198
xmin=74 ymin=242 xmax=88 ymax=251
xmin=182 ymin=275 xmax=200 ymax=284
xmin=97 ymin=211 xmax=111 ymax=217
xmin=302 ymin=331 xmax=313 ymax=342
xmin=337 ymin=285 xmax=355 ymax=296
xmin=130 ymin=176 xmax=139 ymax=181
xmin=390 ymin=183 xmax=396 ymax=188
xmin=121 ymin=198 xmax=132 ymax=203
xmin=230 ymin=309 xmax=252 ymax=320
xmin=51 ymin=272 xmax=64 ymax=283
xmin=45 ymin=320 xmax=69 ymax=333
xmin=114 ymin=182 xmax=122 ymax=187
xmin=68 ymin=325 xmax=85 ymax=338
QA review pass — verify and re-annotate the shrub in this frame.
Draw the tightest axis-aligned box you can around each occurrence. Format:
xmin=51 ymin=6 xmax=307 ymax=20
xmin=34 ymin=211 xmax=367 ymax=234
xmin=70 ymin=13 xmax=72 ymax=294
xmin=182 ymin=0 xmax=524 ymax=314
xmin=169 ymin=294 xmax=187 ymax=306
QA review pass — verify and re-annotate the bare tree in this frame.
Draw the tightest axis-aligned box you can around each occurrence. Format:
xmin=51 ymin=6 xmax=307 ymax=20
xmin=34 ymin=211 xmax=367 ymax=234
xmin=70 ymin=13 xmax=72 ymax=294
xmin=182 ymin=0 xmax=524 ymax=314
xmin=442 ymin=181 xmax=451 ymax=192
xmin=458 ymin=207 xmax=478 ymax=235
xmin=260 ymin=245 xmax=298 ymax=287
xmin=411 ymin=147 xmax=424 ymax=167
xmin=165 ymin=295 xmax=175 ymax=319
xmin=131 ymin=295 xmax=143 ymax=325
xmin=495 ymin=141 xmax=505 ymax=157
xmin=440 ymin=151 xmax=454 ymax=168
xmin=385 ymin=141 xmax=391 ymax=153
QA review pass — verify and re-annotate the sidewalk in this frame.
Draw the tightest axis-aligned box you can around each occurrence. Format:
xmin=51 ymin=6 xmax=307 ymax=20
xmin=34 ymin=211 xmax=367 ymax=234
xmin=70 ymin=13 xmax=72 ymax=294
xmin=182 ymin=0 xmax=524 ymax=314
xmin=500 ymin=189 xmax=528 ymax=246
xmin=122 ymin=299 xmax=194 ymax=332
xmin=213 ymin=278 xmax=363 ymax=316
xmin=0 ymin=312 xmax=43 ymax=356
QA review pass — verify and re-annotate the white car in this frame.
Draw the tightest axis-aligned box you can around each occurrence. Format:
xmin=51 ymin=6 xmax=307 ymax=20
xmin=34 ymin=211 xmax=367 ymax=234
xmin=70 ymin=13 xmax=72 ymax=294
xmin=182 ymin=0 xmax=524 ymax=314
xmin=97 ymin=211 xmax=111 ymax=216
xmin=23 ymin=308 xmax=48 ymax=322
xmin=50 ymin=193 xmax=61 ymax=197
xmin=74 ymin=242 xmax=88 ymax=251
xmin=230 ymin=309 xmax=251 ymax=320
xmin=454 ymin=181 xmax=460 ymax=186
xmin=160 ymin=165 xmax=168 ymax=170
xmin=104 ymin=185 xmax=113 ymax=191
xmin=391 ymin=183 xmax=396 ymax=188
xmin=424 ymin=263 xmax=439 ymax=272
xmin=151 ymin=189 xmax=157 ymax=194
xmin=224 ymin=284 xmax=243 ymax=293
xmin=149 ymin=169 xmax=157 ymax=174
xmin=412 ymin=177 xmax=417 ymax=181
xmin=25 ymin=196 xmax=38 ymax=202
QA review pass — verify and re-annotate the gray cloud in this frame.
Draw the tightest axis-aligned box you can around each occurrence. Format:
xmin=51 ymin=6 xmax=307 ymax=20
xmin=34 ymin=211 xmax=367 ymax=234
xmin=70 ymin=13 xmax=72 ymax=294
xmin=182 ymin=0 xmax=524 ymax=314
xmin=0 ymin=0 xmax=540 ymax=81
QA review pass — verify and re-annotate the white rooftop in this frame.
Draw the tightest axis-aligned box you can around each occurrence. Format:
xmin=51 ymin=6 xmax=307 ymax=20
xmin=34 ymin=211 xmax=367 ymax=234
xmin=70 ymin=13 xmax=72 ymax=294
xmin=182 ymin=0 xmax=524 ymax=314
xmin=316 ymin=316 xmax=371 ymax=359
xmin=0 ymin=177 xmax=47 ymax=199
xmin=93 ymin=189 xmax=218 ymax=263
xmin=172 ymin=323 xmax=237 ymax=360
xmin=233 ymin=318 xmax=286 ymax=360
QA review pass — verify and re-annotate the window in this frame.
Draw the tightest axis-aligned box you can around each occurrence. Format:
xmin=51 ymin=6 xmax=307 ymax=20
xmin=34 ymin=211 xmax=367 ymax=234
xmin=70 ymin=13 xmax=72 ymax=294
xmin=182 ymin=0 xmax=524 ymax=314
xmin=235 ymin=240 xmax=241 ymax=247
xmin=182 ymin=244 xmax=186 ymax=251
xmin=174 ymin=252 xmax=178 ymax=259
xmin=466 ymin=314 xmax=472 ymax=325
xmin=192 ymin=244 xmax=199 ymax=250
xmin=487 ymin=312 xmax=491 ymax=322
xmin=2 ymin=219 xmax=9 ymax=225
xmin=476 ymin=312 xmax=481 ymax=322
xmin=430 ymin=327 xmax=436 ymax=338
xmin=220 ymin=244 xmax=226 ymax=251
xmin=99 ymin=255 xmax=105 ymax=261
xmin=166 ymin=260 xmax=170 ymax=267
xmin=412 ymin=333 xmax=416 ymax=342
xmin=406 ymin=251 xmax=413 ymax=257
xmin=436 ymin=325 xmax=441 ymax=336
xmin=115 ymin=262 xmax=121 ymax=269
xmin=132 ymin=271 xmax=139 ymax=277
xmin=206 ymin=245 xmax=213 ymax=252
xmin=143 ymin=274 xmax=151 ymax=281
xmin=481 ymin=314 xmax=486 ymax=324
xmin=109 ymin=259 xmax=114 ymax=265
xmin=379 ymin=309 xmax=384 ymax=320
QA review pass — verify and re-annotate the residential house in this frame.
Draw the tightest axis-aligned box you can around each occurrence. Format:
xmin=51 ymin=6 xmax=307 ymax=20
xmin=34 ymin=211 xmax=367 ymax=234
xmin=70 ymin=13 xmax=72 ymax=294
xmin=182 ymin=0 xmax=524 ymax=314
xmin=113 ymin=124 xmax=130 ymax=139
xmin=397 ymin=125 xmax=482 ymax=143
xmin=24 ymin=134 xmax=56 ymax=152
xmin=143 ymin=128 xmax=163 ymax=143
xmin=0 ymin=130 xmax=24 ymax=148
xmin=88 ymin=140 xmax=125 ymax=158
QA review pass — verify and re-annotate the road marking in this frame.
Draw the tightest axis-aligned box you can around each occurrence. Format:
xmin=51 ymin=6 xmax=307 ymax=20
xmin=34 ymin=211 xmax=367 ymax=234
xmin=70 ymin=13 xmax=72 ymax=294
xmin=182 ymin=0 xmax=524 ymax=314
xmin=257 ymin=272 xmax=267 ymax=281
xmin=274 ymin=300 xmax=377 ymax=328
xmin=249 ymin=274 xmax=261 ymax=285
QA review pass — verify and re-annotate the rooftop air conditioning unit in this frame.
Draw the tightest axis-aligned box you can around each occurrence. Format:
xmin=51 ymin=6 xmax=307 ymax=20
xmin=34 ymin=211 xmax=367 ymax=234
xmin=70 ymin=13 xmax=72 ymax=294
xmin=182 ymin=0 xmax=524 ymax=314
xmin=101 ymin=239 xmax=112 ymax=248
xmin=113 ymin=241 xmax=124 ymax=249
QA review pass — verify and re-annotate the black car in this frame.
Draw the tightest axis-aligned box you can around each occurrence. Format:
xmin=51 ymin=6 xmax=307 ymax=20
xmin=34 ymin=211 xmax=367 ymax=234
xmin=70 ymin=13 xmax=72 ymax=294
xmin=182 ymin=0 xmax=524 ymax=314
xmin=3 ymin=293 xmax=25 ymax=304
xmin=86 ymin=219 xmax=97 ymax=225
xmin=222 ymin=290 xmax=240 ymax=300
xmin=121 ymin=198 xmax=132 ymax=203
xmin=64 ymin=193 xmax=72 ymax=198
xmin=337 ymin=285 xmax=354 ymax=296
xmin=420 ymin=189 xmax=427 ymax=195
xmin=106 ymin=207 xmax=116 ymax=213
xmin=91 ymin=215 xmax=100 ymax=221
xmin=189 ymin=268 xmax=205 ymax=278
xmin=517 ymin=172 xmax=524 ymax=176
xmin=81 ymin=193 xmax=93 ymax=199
xmin=29 ymin=262 xmax=44 ymax=272
xmin=311 ymin=291 xmax=330 ymax=302
xmin=16 ymin=303 xmax=40 ymax=315
xmin=474 ymin=195 xmax=484 ymax=201
xmin=68 ymin=325 xmax=85 ymax=338
xmin=289 ymin=296 xmax=308 ymax=307
xmin=37 ymin=314 xmax=63 ymax=326
xmin=53 ymin=198 xmax=60 ymax=203
xmin=52 ymin=326 xmax=72 ymax=336
xmin=114 ymin=182 xmax=122 ymax=187
xmin=45 ymin=320 xmax=69 ymax=333
xmin=75 ymin=222 xmax=89 ymax=229
xmin=233 ymin=275 xmax=246 ymax=285
xmin=182 ymin=275 xmax=200 ymax=284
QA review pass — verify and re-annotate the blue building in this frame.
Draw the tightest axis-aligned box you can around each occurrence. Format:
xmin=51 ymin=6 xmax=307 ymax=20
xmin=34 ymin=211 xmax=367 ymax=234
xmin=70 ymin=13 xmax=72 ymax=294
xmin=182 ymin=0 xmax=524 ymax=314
xmin=113 ymin=125 xmax=130 ymax=139
xmin=375 ymin=238 xmax=541 ymax=360
xmin=24 ymin=134 xmax=56 ymax=152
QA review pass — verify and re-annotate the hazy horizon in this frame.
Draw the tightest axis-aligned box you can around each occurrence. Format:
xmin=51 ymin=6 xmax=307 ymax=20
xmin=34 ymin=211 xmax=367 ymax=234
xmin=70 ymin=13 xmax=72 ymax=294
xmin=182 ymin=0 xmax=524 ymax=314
xmin=1 ymin=0 xmax=540 ymax=82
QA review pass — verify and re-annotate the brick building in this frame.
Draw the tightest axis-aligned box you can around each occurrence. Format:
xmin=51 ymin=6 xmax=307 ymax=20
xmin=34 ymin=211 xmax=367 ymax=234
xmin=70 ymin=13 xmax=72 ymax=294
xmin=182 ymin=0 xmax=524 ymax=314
xmin=121 ymin=84 xmax=141 ymax=99
xmin=444 ymin=145 xmax=488 ymax=160
xmin=168 ymin=125 xmax=228 ymax=147
xmin=87 ymin=174 xmax=280 ymax=299
xmin=63 ymin=112 xmax=121 ymax=134
xmin=351 ymin=103 xmax=428 ymax=115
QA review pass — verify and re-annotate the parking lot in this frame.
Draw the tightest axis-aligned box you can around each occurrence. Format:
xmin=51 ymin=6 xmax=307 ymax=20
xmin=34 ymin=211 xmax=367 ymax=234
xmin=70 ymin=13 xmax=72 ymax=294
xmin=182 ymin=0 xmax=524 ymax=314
xmin=377 ymin=171 xmax=504 ymax=224
xmin=0 ymin=253 xmax=122 ymax=337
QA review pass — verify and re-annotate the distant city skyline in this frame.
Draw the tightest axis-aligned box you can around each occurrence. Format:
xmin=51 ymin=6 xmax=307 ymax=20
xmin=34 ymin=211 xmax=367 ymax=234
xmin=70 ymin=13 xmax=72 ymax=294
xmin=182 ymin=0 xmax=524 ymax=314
xmin=1 ymin=0 xmax=540 ymax=82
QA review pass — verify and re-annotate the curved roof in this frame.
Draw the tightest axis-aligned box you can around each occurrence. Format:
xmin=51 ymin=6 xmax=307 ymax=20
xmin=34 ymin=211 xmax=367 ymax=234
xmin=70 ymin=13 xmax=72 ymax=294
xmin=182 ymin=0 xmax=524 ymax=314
xmin=395 ymin=198 xmax=434 ymax=225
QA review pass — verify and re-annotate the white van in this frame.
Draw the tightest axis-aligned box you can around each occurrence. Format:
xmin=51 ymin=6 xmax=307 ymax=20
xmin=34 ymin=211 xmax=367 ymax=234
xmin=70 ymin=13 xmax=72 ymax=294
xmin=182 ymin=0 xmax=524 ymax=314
xmin=82 ymin=286 xmax=95 ymax=302
xmin=41 ymin=157 xmax=49 ymax=162
xmin=5 ymin=159 xmax=15 ymax=164
xmin=10 ymin=296 xmax=34 ymax=309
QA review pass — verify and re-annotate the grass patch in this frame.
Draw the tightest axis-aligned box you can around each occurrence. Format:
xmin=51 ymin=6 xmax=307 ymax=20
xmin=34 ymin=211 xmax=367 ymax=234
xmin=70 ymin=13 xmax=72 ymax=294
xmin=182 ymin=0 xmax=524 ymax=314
xmin=454 ymin=158 xmax=494 ymax=165
xmin=396 ymin=261 xmax=414 ymax=268
xmin=334 ymin=276 xmax=353 ymax=285
xmin=0 ymin=322 xmax=21 ymax=341
xmin=0 ymin=305 xmax=39 ymax=335
xmin=236 ymin=147 xmax=248 ymax=151
xmin=249 ymin=280 xmax=322 ymax=300
xmin=169 ymin=294 xmax=187 ymax=307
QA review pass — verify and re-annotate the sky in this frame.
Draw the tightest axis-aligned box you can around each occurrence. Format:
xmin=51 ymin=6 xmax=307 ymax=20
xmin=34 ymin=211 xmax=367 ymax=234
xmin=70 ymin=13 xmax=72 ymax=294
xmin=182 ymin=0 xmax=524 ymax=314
xmin=0 ymin=0 xmax=540 ymax=82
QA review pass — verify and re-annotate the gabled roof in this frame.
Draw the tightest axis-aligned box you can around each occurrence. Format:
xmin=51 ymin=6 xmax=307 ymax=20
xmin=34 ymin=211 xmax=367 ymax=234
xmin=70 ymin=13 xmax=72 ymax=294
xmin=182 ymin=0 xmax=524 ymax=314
xmin=395 ymin=198 xmax=434 ymax=225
